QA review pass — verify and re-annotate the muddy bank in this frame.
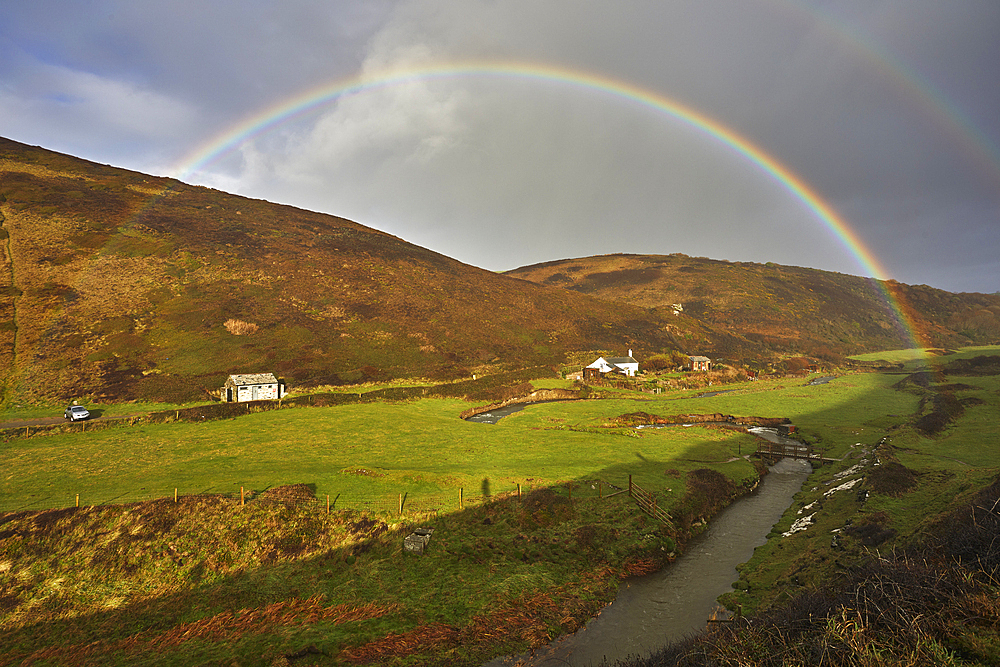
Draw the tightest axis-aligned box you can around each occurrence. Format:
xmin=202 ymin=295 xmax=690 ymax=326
xmin=614 ymin=411 xmax=792 ymax=431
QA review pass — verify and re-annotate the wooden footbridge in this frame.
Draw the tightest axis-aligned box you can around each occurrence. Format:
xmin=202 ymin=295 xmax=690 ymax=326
xmin=754 ymin=440 xmax=836 ymax=464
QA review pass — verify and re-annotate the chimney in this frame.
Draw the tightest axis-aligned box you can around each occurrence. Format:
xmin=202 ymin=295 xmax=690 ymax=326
xmin=628 ymin=349 xmax=633 ymax=358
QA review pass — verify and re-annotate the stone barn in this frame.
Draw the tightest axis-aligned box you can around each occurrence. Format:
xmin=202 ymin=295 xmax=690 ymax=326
xmin=222 ymin=373 xmax=286 ymax=403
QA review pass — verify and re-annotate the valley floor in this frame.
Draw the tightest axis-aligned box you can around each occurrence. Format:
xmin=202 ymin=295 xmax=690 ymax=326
xmin=1 ymin=347 xmax=998 ymax=665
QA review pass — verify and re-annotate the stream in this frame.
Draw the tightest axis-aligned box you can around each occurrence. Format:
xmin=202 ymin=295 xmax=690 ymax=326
xmin=464 ymin=403 xmax=533 ymax=424
xmin=465 ymin=399 xmax=577 ymax=425
xmin=484 ymin=455 xmax=813 ymax=667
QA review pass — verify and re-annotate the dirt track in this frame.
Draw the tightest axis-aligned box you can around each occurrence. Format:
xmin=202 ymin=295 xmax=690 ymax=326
xmin=0 ymin=413 xmax=147 ymax=430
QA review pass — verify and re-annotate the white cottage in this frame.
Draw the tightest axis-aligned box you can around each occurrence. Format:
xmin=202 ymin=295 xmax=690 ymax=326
xmin=586 ymin=350 xmax=639 ymax=377
xmin=222 ymin=373 xmax=286 ymax=402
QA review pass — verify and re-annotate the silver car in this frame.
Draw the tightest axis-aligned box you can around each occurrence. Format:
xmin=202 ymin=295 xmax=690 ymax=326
xmin=64 ymin=405 xmax=90 ymax=421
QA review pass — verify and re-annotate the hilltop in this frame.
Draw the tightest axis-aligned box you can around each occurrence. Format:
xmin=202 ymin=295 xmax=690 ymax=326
xmin=508 ymin=254 xmax=1000 ymax=362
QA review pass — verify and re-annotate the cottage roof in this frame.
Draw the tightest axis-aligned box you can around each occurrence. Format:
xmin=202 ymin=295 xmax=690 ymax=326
xmin=606 ymin=356 xmax=637 ymax=365
xmin=689 ymin=356 xmax=711 ymax=362
xmin=228 ymin=373 xmax=278 ymax=385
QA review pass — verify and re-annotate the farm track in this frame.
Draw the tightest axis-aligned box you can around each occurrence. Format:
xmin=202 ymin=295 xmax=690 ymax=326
xmin=0 ymin=413 xmax=147 ymax=429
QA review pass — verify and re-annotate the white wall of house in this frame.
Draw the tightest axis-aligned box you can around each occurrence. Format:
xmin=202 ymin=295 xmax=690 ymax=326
xmin=235 ymin=383 xmax=280 ymax=402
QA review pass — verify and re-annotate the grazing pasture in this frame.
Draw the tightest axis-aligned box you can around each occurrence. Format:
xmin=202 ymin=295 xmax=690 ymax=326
xmin=1 ymin=372 xmax=914 ymax=514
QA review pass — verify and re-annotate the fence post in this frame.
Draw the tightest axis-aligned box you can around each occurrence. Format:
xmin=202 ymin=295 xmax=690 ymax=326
xmin=174 ymin=488 xmax=178 ymax=503
xmin=398 ymin=493 xmax=403 ymax=516
xmin=76 ymin=494 xmax=79 ymax=508
xmin=629 ymin=474 xmax=633 ymax=497
xmin=240 ymin=486 xmax=245 ymax=506
xmin=327 ymin=494 xmax=330 ymax=514
xmin=517 ymin=483 xmax=521 ymax=501
xmin=460 ymin=488 xmax=464 ymax=510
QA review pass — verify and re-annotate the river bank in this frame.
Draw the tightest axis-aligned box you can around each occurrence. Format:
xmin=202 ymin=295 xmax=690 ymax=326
xmin=485 ymin=457 xmax=812 ymax=667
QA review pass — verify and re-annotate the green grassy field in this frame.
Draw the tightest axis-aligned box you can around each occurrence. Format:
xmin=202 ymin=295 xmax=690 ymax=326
xmin=1 ymin=370 xmax=918 ymax=514
xmin=2 ymin=395 xmax=762 ymax=514
xmin=2 ymin=347 xmax=998 ymax=665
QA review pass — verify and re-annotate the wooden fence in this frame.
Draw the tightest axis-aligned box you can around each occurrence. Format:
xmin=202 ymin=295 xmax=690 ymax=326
xmin=628 ymin=475 xmax=672 ymax=524
xmin=0 ymin=478 xmax=634 ymax=516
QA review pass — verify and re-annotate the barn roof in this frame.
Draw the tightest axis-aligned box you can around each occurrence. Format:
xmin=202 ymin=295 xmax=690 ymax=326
xmin=228 ymin=373 xmax=278 ymax=385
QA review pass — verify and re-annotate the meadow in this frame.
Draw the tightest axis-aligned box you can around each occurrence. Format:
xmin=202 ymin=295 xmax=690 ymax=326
xmin=1 ymin=371 xmax=915 ymax=514
xmin=1 ymin=347 xmax=998 ymax=665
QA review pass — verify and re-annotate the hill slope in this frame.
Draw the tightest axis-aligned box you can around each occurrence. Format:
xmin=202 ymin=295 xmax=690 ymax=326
xmin=4 ymin=137 xmax=998 ymax=404
xmin=507 ymin=254 xmax=1000 ymax=361
xmin=0 ymin=138 xmax=683 ymax=403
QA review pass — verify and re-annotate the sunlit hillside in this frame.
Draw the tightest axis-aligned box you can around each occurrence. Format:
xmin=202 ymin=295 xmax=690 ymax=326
xmin=0 ymin=138 xmax=683 ymax=403
xmin=508 ymin=254 xmax=1000 ymax=361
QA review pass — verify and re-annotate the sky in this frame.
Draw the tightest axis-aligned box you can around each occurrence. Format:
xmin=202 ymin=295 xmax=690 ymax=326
xmin=2 ymin=1 xmax=999 ymax=294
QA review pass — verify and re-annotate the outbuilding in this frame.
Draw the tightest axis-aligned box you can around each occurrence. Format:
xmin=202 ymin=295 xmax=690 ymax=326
xmin=222 ymin=373 xmax=286 ymax=402
xmin=688 ymin=356 xmax=712 ymax=372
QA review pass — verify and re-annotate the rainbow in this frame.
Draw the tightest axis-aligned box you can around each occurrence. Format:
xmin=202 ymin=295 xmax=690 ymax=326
xmin=776 ymin=0 xmax=1000 ymax=193
xmin=172 ymin=60 xmax=930 ymax=352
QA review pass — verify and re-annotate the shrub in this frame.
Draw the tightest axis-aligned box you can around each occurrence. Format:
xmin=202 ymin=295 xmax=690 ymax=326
xmin=866 ymin=461 xmax=917 ymax=497
xmin=674 ymin=469 xmax=737 ymax=529
xmin=914 ymin=391 xmax=964 ymax=435
xmin=642 ymin=355 xmax=672 ymax=372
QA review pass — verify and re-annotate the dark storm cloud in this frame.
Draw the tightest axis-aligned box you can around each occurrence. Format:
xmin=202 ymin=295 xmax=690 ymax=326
xmin=2 ymin=0 xmax=997 ymax=293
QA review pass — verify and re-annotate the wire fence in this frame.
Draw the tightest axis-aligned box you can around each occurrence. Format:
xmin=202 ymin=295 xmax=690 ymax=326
xmin=0 ymin=478 xmax=630 ymax=516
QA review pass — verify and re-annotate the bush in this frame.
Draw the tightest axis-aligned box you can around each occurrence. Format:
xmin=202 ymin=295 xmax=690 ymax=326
xmin=866 ymin=461 xmax=917 ymax=497
xmin=914 ymin=391 xmax=964 ymax=435
xmin=674 ymin=469 xmax=736 ymax=529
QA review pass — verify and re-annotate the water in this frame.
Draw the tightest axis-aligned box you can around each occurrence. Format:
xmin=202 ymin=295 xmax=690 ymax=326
xmin=464 ymin=404 xmax=531 ymax=424
xmin=693 ymin=388 xmax=736 ymax=398
xmin=484 ymin=456 xmax=812 ymax=667
xmin=747 ymin=425 xmax=795 ymax=443
xmin=464 ymin=400 xmax=575 ymax=424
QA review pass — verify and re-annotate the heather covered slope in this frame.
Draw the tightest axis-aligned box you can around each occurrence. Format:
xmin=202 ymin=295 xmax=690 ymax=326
xmin=4 ymin=136 xmax=998 ymax=406
xmin=0 ymin=138 xmax=682 ymax=403
xmin=508 ymin=254 xmax=1000 ymax=360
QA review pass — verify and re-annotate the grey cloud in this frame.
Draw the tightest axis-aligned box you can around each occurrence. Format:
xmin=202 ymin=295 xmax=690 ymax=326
xmin=2 ymin=0 xmax=997 ymax=292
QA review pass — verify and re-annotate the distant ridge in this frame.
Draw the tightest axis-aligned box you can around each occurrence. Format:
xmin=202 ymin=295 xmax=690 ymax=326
xmin=507 ymin=253 xmax=1000 ymax=361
